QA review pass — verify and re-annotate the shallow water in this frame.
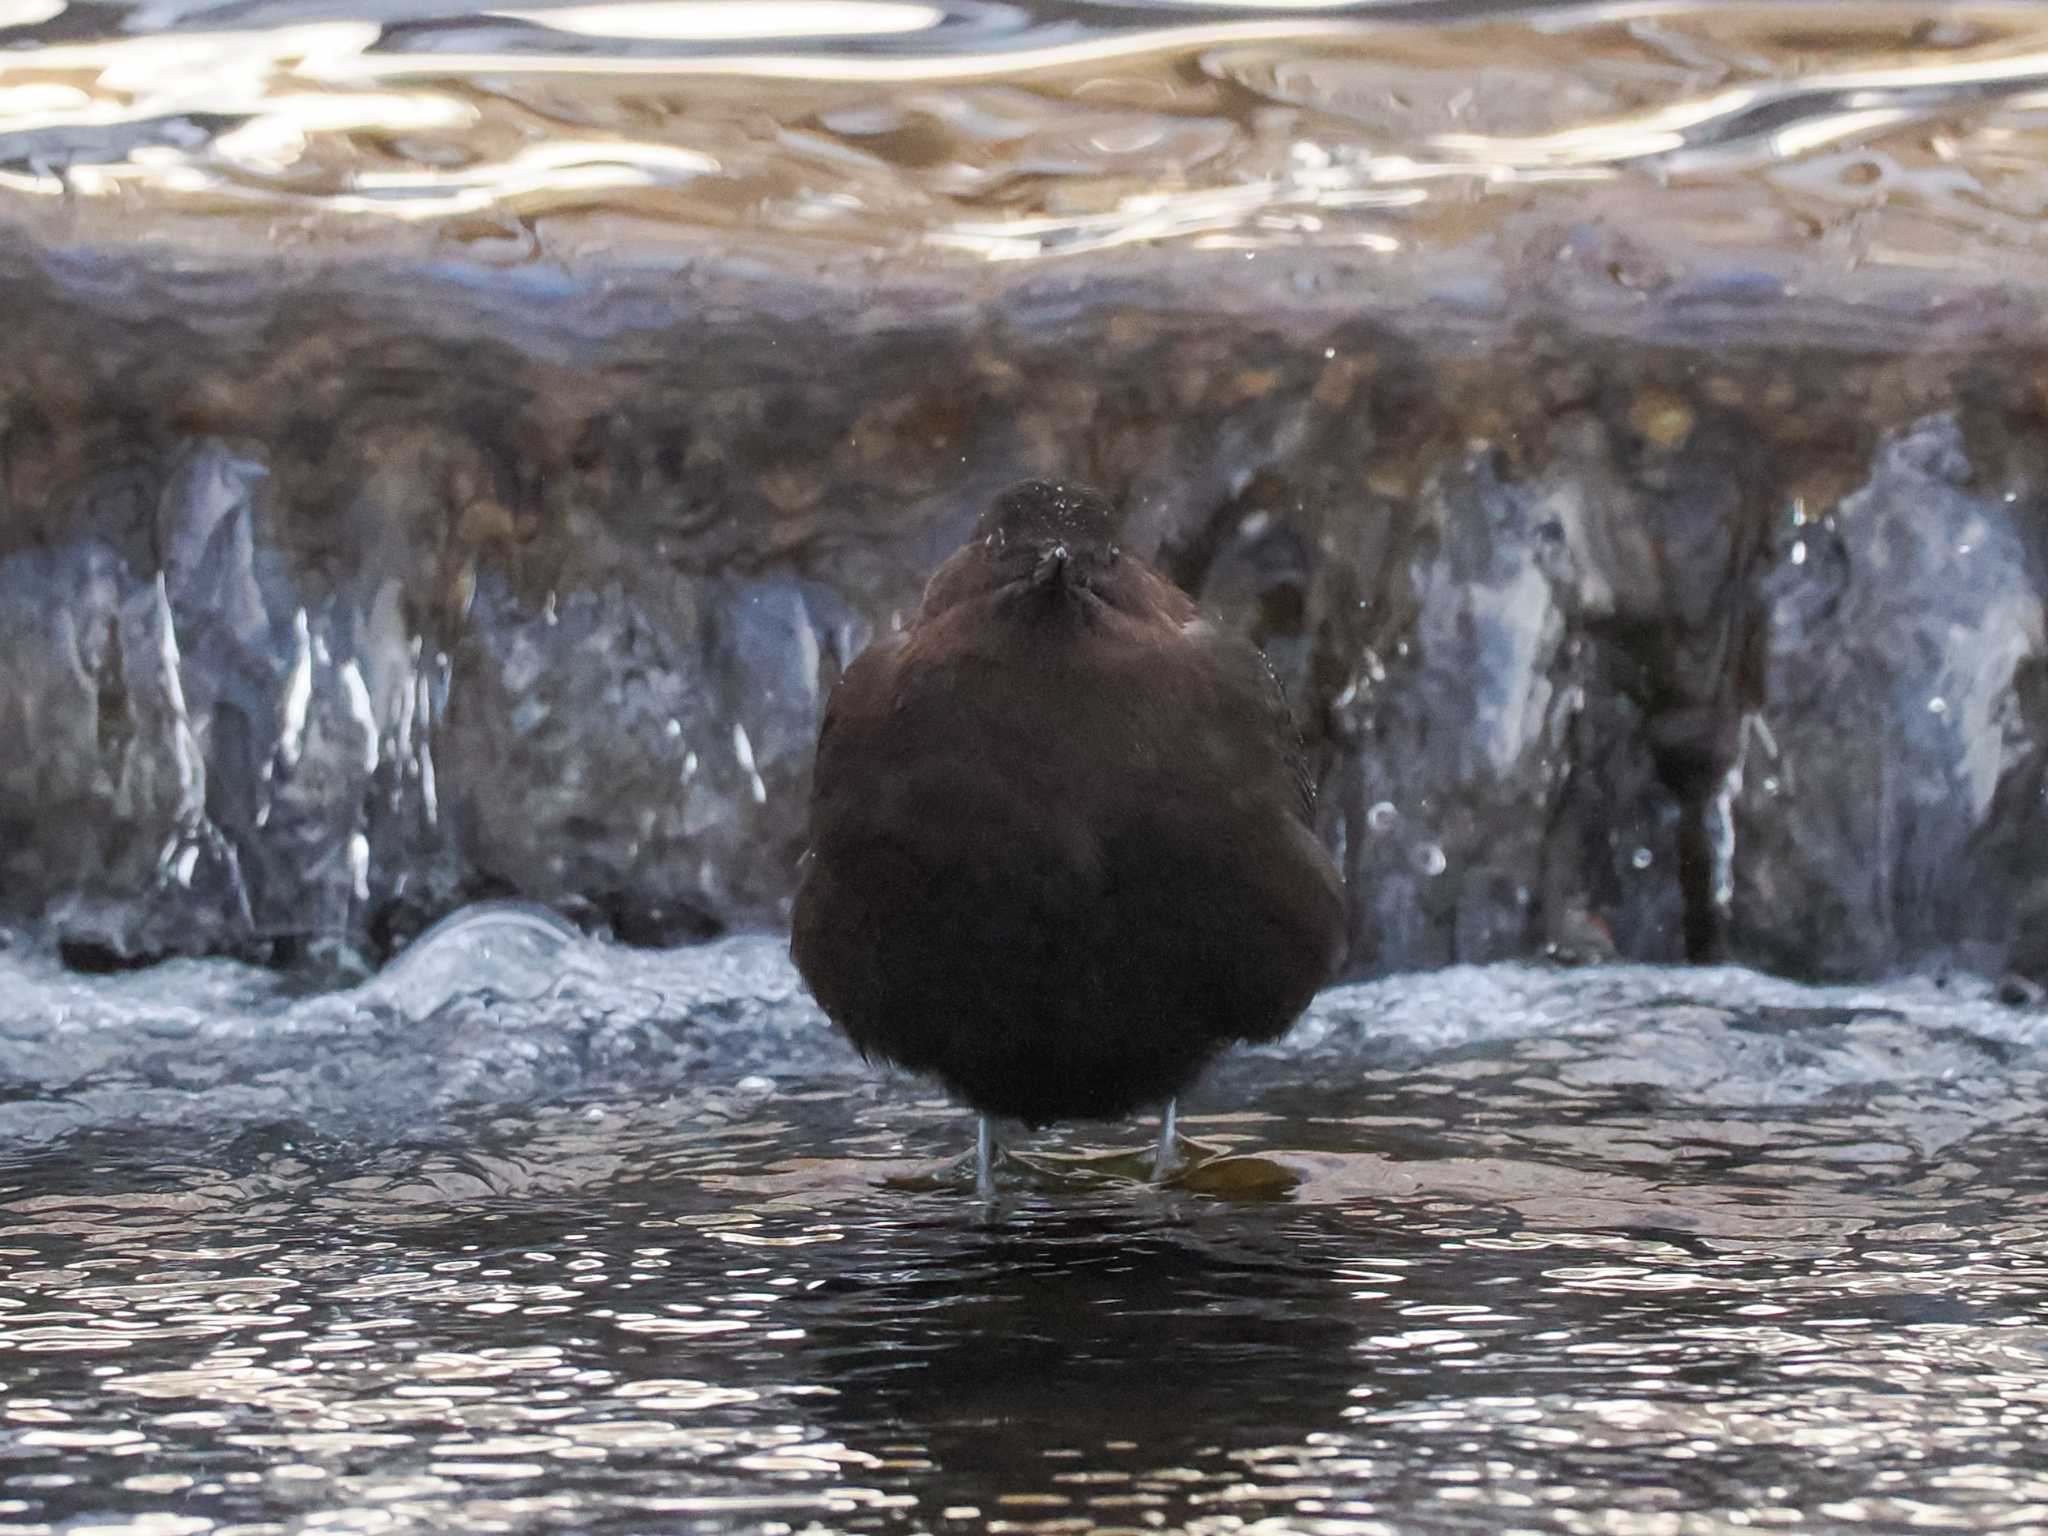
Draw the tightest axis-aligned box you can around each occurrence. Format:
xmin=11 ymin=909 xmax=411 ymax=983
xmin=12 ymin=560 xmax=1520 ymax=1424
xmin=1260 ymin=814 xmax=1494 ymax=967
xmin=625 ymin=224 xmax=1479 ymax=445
xmin=5 ymin=908 xmax=2048 ymax=1533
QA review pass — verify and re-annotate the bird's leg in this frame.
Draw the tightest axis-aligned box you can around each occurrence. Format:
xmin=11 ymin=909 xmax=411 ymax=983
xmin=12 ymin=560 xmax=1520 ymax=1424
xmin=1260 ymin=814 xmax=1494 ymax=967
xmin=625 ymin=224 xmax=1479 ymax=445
xmin=1150 ymin=1097 xmax=1180 ymax=1182
xmin=975 ymin=1114 xmax=996 ymax=1197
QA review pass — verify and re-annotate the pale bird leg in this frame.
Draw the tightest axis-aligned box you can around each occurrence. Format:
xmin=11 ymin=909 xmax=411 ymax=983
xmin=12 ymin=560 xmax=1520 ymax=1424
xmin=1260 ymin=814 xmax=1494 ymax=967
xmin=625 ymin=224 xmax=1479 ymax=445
xmin=1151 ymin=1097 xmax=1180 ymax=1182
xmin=975 ymin=1114 xmax=996 ymax=1198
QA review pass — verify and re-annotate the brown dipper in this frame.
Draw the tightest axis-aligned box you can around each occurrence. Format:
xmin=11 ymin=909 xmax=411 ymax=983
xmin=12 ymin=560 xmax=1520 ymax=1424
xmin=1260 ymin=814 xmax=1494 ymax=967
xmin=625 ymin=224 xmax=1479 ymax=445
xmin=791 ymin=481 xmax=1345 ymax=1183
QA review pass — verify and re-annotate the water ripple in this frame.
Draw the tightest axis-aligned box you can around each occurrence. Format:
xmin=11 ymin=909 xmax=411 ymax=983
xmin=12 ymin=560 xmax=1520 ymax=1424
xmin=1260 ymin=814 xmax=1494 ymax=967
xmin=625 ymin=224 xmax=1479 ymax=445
xmin=2 ymin=910 xmax=2048 ymax=1525
xmin=7 ymin=1058 xmax=2048 ymax=1532
xmin=0 ymin=0 xmax=2044 ymax=284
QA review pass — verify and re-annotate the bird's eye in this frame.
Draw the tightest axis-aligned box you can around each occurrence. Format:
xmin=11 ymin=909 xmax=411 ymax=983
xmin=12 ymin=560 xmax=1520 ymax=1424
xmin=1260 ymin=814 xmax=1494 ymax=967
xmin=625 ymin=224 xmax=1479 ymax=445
xmin=1108 ymin=545 xmax=1122 ymax=563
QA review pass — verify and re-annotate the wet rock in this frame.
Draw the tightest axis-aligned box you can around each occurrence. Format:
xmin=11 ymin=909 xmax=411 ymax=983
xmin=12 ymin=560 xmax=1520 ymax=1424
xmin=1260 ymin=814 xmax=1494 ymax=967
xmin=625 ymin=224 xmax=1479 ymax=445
xmin=1328 ymin=448 xmax=1576 ymax=970
xmin=445 ymin=573 xmax=860 ymax=940
xmin=1732 ymin=415 xmax=2048 ymax=980
xmin=0 ymin=236 xmax=2046 ymax=982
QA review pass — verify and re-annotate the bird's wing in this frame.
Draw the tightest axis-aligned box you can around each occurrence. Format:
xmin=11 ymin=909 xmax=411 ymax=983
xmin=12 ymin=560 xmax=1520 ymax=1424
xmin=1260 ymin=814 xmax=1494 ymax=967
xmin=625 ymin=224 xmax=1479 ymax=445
xmin=1182 ymin=617 xmax=1318 ymax=829
xmin=809 ymin=628 xmax=903 ymax=794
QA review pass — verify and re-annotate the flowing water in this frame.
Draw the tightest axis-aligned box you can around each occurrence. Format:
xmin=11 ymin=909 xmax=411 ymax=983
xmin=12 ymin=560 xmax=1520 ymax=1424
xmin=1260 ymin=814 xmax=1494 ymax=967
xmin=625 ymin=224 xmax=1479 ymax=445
xmin=5 ymin=906 xmax=2048 ymax=1533
xmin=12 ymin=1 xmax=2048 ymax=1531
xmin=7 ymin=0 xmax=2048 ymax=291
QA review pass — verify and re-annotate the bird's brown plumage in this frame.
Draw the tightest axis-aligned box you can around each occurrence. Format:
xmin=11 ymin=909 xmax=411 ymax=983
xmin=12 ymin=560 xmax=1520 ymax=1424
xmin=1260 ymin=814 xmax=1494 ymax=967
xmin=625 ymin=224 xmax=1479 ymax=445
xmin=791 ymin=480 xmax=1345 ymax=1126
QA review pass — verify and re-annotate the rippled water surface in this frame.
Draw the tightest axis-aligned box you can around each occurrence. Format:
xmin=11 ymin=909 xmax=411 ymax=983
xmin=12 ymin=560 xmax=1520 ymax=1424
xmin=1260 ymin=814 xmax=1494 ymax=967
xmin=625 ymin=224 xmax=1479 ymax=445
xmin=6 ymin=909 xmax=2048 ymax=1533
xmin=6 ymin=0 xmax=2048 ymax=283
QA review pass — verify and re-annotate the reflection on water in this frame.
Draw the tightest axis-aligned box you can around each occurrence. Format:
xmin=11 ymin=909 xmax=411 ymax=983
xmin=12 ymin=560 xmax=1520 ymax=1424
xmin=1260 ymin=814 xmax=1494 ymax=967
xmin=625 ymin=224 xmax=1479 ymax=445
xmin=5 ymin=920 xmax=2048 ymax=1531
xmin=3 ymin=0 xmax=2048 ymax=276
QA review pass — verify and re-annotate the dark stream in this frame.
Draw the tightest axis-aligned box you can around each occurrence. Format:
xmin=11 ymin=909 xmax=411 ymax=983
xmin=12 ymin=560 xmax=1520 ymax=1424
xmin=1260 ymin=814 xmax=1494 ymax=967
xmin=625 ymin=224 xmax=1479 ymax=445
xmin=4 ymin=910 xmax=2048 ymax=1533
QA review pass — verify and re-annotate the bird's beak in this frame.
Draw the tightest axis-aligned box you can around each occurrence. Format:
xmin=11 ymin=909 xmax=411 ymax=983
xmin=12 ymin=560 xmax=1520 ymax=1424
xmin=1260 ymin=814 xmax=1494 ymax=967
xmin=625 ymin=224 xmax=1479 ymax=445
xmin=1032 ymin=543 xmax=1071 ymax=588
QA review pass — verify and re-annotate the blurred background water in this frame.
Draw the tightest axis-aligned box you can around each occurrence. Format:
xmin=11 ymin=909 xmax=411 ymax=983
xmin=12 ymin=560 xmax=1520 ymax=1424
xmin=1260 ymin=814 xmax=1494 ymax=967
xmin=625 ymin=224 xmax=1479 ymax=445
xmin=8 ymin=2 xmax=2048 ymax=1532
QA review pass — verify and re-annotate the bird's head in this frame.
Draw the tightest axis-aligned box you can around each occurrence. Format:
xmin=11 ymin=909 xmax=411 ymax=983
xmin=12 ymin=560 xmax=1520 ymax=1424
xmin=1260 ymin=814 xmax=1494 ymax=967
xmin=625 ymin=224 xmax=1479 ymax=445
xmin=921 ymin=480 xmax=1125 ymax=618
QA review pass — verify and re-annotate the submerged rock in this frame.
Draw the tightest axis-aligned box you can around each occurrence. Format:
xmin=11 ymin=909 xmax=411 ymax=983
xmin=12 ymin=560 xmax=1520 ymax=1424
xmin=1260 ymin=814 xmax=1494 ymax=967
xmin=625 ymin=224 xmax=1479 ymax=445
xmin=1734 ymin=416 xmax=2048 ymax=979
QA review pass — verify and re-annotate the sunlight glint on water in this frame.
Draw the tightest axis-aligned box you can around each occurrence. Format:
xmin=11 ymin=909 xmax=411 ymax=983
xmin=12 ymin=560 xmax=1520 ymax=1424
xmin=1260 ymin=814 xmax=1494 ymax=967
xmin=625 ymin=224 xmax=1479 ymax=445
xmin=0 ymin=0 xmax=2046 ymax=283
xmin=2 ymin=914 xmax=2048 ymax=1531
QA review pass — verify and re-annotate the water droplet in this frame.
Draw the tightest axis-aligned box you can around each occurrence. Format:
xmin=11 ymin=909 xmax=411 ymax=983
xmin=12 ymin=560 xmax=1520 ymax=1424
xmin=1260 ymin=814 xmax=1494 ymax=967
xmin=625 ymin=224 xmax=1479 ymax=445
xmin=1367 ymin=801 xmax=1398 ymax=834
xmin=1790 ymin=540 xmax=1807 ymax=566
xmin=1928 ymin=697 xmax=1949 ymax=716
xmin=1413 ymin=843 xmax=1447 ymax=877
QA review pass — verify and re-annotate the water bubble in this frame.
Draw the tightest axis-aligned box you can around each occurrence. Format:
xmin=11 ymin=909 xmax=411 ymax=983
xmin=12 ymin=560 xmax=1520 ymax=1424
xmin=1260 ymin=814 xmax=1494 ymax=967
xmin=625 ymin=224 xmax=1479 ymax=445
xmin=365 ymin=901 xmax=588 ymax=1020
xmin=1413 ymin=842 xmax=1447 ymax=878
xmin=1367 ymin=801 xmax=1398 ymax=834
xmin=1631 ymin=847 xmax=1654 ymax=870
xmin=1928 ymin=697 xmax=1949 ymax=716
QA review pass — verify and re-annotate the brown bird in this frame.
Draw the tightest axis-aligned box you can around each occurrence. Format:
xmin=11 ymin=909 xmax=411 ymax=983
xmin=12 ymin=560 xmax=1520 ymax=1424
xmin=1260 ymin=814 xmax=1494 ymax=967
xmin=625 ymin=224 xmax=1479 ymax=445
xmin=791 ymin=480 xmax=1345 ymax=1190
